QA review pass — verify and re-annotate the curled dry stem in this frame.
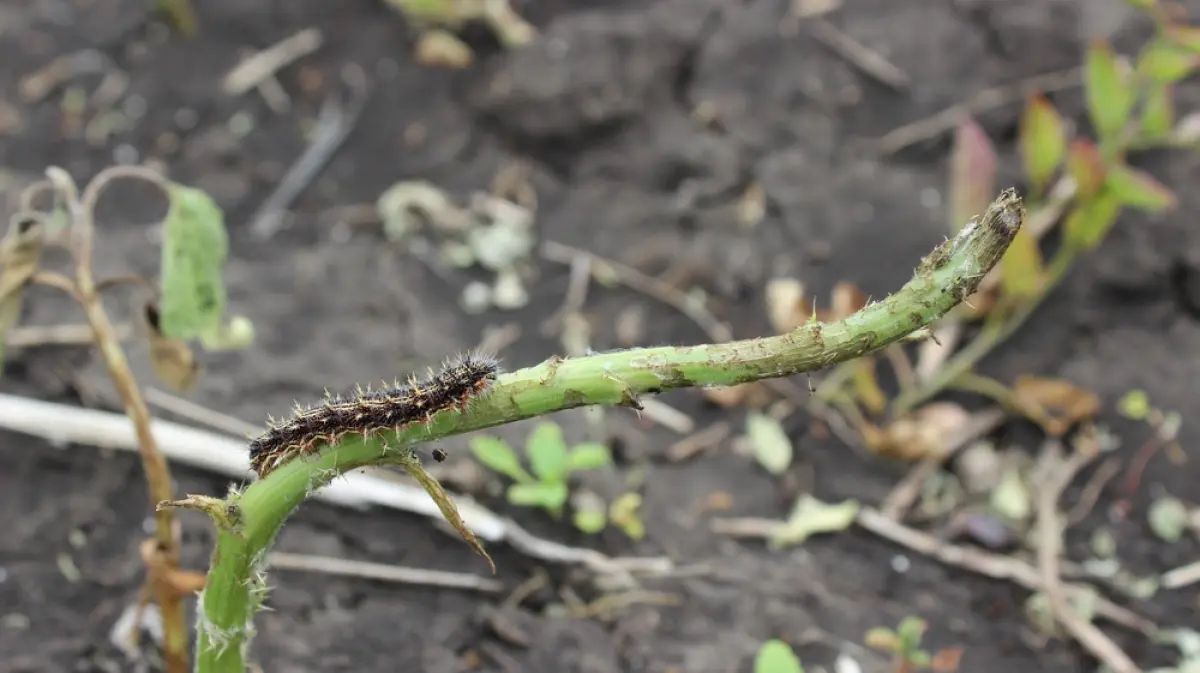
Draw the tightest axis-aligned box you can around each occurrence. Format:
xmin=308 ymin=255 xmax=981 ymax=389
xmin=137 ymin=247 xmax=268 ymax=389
xmin=21 ymin=166 xmax=190 ymax=673
xmin=190 ymin=189 xmax=1025 ymax=673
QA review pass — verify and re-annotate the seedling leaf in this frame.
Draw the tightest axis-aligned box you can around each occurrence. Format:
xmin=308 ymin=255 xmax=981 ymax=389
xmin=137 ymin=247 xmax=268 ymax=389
xmin=769 ymin=494 xmax=859 ymax=548
xmin=566 ymin=442 xmax=613 ymax=472
xmin=1064 ymin=191 xmax=1122 ymax=251
xmin=1066 ymin=138 xmax=1107 ymax=199
xmin=754 ymin=639 xmax=804 ymax=673
xmin=469 ymin=436 xmax=534 ymax=483
xmin=526 ymin=421 xmax=569 ymax=483
xmin=1137 ymin=38 xmax=1200 ymax=83
xmin=999 ymin=227 xmax=1045 ymax=299
xmin=572 ymin=509 xmax=607 ymax=534
xmin=949 ymin=116 xmax=997 ymax=231
xmin=1019 ymin=96 xmax=1067 ymax=194
xmin=1140 ymin=83 xmax=1175 ymax=141
xmin=609 ymin=492 xmax=646 ymax=540
xmin=508 ymin=481 xmax=569 ymax=510
xmin=1117 ymin=389 xmax=1151 ymax=420
xmin=1106 ymin=163 xmax=1178 ymax=212
xmin=159 ymin=183 xmax=230 ymax=341
xmin=1148 ymin=495 xmax=1188 ymax=542
xmin=1164 ymin=24 xmax=1200 ymax=52
xmin=746 ymin=412 xmax=793 ymax=475
xmin=1085 ymin=40 xmax=1134 ymax=140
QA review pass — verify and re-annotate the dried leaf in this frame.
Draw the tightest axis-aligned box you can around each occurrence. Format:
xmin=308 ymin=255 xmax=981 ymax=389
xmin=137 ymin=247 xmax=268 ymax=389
xmin=1012 ymin=375 xmax=1102 ymax=436
xmin=703 ymin=382 xmax=772 ymax=409
xmin=0 ymin=215 xmax=46 ymax=339
xmin=852 ymin=357 xmax=888 ymax=416
xmin=1019 ymin=96 xmax=1067 ymax=194
xmin=1105 ymin=163 xmax=1178 ymax=212
xmin=949 ymin=116 xmax=997 ymax=231
xmin=867 ymin=402 xmax=972 ymax=461
xmin=765 ymin=278 xmax=811 ymax=333
xmin=769 ymin=494 xmax=859 ymax=548
xmin=746 ymin=411 xmax=794 ymax=475
xmin=414 ymin=29 xmax=474 ymax=68
xmin=1085 ymin=40 xmax=1134 ymax=139
xmin=1066 ymin=138 xmax=1107 ymax=199
xmin=828 ymin=281 xmax=868 ymax=321
xmin=737 ymin=182 xmax=766 ymax=229
xmin=400 ymin=452 xmax=495 ymax=573
xmin=144 ymin=303 xmax=198 ymax=391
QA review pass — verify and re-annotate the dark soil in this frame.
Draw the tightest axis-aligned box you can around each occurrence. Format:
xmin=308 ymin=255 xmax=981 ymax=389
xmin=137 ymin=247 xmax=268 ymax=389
xmin=2 ymin=1 xmax=1199 ymax=672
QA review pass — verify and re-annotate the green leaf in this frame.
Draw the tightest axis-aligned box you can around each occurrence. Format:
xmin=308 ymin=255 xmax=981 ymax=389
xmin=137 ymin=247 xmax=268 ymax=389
xmin=1116 ymin=389 xmax=1151 ymax=420
xmin=1163 ymin=24 xmax=1200 ymax=52
xmin=1066 ymin=138 xmax=1107 ymax=199
xmin=999 ymin=226 xmax=1045 ymax=300
xmin=1148 ymin=495 xmax=1189 ymax=542
xmin=566 ymin=442 xmax=613 ymax=473
xmin=608 ymin=492 xmax=646 ymax=540
xmin=526 ymin=421 xmax=569 ymax=482
xmin=948 ymin=116 xmax=997 ymax=231
xmin=1137 ymin=39 xmax=1200 ymax=83
xmin=507 ymin=481 xmax=569 ymax=510
xmin=1019 ymin=95 xmax=1067 ymax=194
xmin=1085 ymin=40 xmax=1134 ymax=140
xmin=1121 ymin=0 xmax=1156 ymax=9
xmin=1064 ymin=191 xmax=1122 ymax=251
xmin=754 ymin=639 xmax=804 ymax=673
xmin=469 ymin=436 xmax=534 ymax=483
xmin=572 ymin=509 xmax=607 ymax=534
xmin=1105 ymin=163 xmax=1178 ymax=212
xmin=746 ymin=412 xmax=793 ymax=475
xmin=1140 ymin=83 xmax=1175 ymax=142
xmin=159 ymin=183 xmax=231 ymax=340
xmin=769 ymin=494 xmax=859 ymax=549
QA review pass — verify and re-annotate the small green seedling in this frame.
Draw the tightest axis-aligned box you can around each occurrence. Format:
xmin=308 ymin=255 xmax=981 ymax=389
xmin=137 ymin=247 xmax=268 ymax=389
xmin=470 ymin=420 xmax=613 ymax=520
xmin=865 ymin=616 xmax=963 ymax=673
xmin=754 ymin=639 xmax=804 ymax=673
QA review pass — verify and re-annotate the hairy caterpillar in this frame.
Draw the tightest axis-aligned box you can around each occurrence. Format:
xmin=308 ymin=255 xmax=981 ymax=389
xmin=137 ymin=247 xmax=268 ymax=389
xmin=248 ymin=352 xmax=499 ymax=478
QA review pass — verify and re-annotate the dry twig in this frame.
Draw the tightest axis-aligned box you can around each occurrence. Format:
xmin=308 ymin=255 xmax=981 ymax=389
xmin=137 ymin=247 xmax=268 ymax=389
xmin=266 ymin=551 xmax=504 ymax=592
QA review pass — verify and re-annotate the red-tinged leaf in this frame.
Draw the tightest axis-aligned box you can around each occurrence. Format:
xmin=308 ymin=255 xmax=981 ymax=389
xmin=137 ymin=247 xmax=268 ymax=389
xmin=949 ymin=116 xmax=997 ymax=231
xmin=1019 ymin=96 xmax=1067 ymax=195
xmin=1085 ymin=40 xmax=1134 ymax=139
xmin=1105 ymin=163 xmax=1178 ymax=212
xmin=1066 ymin=138 xmax=1107 ymax=199
xmin=1136 ymin=38 xmax=1200 ymax=83
xmin=1064 ymin=191 xmax=1122 ymax=251
xmin=1140 ymin=83 xmax=1174 ymax=141
xmin=1000 ymin=226 xmax=1045 ymax=299
xmin=1163 ymin=24 xmax=1200 ymax=52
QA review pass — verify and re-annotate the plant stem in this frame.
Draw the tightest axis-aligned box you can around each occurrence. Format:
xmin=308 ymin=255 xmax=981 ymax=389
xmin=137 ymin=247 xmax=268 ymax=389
xmin=191 ymin=189 xmax=1024 ymax=673
xmin=891 ymin=245 xmax=1075 ymax=416
xmin=50 ymin=167 xmax=191 ymax=673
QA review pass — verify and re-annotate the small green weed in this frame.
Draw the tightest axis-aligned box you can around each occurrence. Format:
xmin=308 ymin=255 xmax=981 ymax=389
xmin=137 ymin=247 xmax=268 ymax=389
xmin=753 ymin=639 xmax=804 ymax=673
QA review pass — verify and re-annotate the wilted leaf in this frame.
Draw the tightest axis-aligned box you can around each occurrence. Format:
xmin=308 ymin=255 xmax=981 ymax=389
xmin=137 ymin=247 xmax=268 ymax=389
xmin=770 ymin=494 xmax=860 ymax=548
xmin=999 ymin=227 xmax=1045 ymax=299
xmin=526 ymin=421 xmax=569 ymax=483
xmin=1066 ymin=138 xmax=1107 ymax=199
xmin=469 ymin=435 xmax=534 ymax=483
xmin=1012 ymin=375 xmax=1102 ymax=436
xmin=400 ymin=452 xmax=495 ymax=572
xmin=507 ymin=481 xmax=569 ymax=510
xmin=609 ymin=492 xmax=646 ymax=540
xmin=1148 ymin=495 xmax=1188 ymax=542
xmin=0 ymin=215 xmax=46 ymax=339
xmin=867 ymin=402 xmax=972 ymax=461
xmin=414 ymin=29 xmax=474 ymax=68
xmin=746 ymin=412 xmax=794 ymax=475
xmin=376 ymin=180 xmax=468 ymax=240
xmin=1117 ymin=389 xmax=1151 ymax=420
xmin=930 ymin=647 xmax=964 ymax=672
xmin=1137 ymin=38 xmax=1200 ymax=82
xmin=852 ymin=357 xmax=888 ymax=415
xmin=864 ymin=627 xmax=902 ymax=653
xmin=159 ymin=183 xmax=230 ymax=341
xmin=1063 ymin=190 xmax=1122 ymax=251
xmin=144 ymin=303 xmax=198 ymax=391
xmin=1140 ymin=83 xmax=1175 ymax=142
xmin=949 ymin=116 xmax=998 ymax=231
xmin=1105 ymin=163 xmax=1178 ymax=212
xmin=1085 ymin=40 xmax=1134 ymax=139
xmin=566 ymin=442 xmax=612 ymax=472
xmin=754 ymin=639 xmax=804 ymax=673
xmin=1019 ymin=96 xmax=1067 ymax=194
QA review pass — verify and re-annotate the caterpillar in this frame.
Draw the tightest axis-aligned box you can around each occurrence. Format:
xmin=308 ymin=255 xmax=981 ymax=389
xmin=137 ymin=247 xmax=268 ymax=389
xmin=248 ymin=351 xmax=500 ymax=479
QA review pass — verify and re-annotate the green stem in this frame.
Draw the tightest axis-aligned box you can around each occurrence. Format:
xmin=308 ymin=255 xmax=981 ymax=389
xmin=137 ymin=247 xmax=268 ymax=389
xmin=891 ymin=244 xmax=1076 ymax=416
xmin=191 ymin=189 xmax=1024 ymax=673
